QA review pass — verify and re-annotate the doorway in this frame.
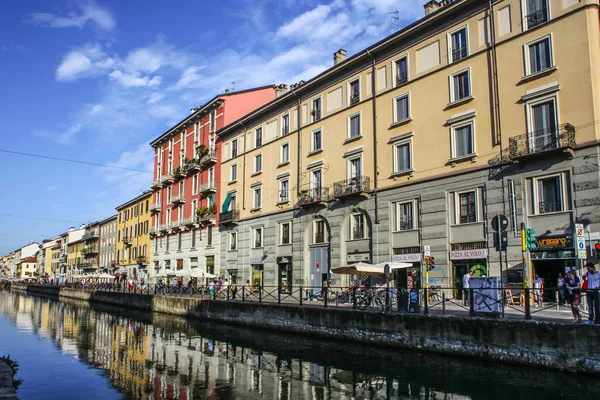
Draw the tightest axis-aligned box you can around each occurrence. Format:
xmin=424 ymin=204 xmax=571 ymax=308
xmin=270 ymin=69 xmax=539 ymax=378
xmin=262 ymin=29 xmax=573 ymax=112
xmin=532 ymin=259 xmax=572 ymax=301
xmin=278 ymin=263 xmax=292 ymax=294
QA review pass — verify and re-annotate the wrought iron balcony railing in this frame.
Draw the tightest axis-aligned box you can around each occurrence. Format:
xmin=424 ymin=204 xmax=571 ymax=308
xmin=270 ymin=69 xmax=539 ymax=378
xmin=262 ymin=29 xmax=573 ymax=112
xmin=333 ymin=176 xmax=370 ymax=199
xmin=82 ymin=230 xmax=99 ymax=241
xmin=459 ymin=214 xmax=476 ymax=224
xmin=281 ymin=127 xmax=289 ymax=136
xmin=200 ymin=149 xmax=218 ymax=166
xmin=396 ymin=71 xmax=408 ymax=86
xmin=314 ymin=232 xmax=326 ymax=244
xmin=186 ymin=159 xmax=202 ymax=173
xmin=171 ymin=193 xmax=185 ymax=204
xmin=526 ymin=6 xmax=548 ymax=29
xmin=350 ymin=94 xmax=360 ymax=106
xmin=160 ymin=174 xmax=174 ymax=186
xmin=122 ymin=236 xmax=133 ymax=245
xmin=451 ymin=45 xmax=468 ymax=62
xmin=508 ymin=124 xmax=575 ymax=160
xmin=150 ymin=179 xmax=161 ymax=189
xmin=278 ymin=190 xmax=289 ymax=203
xmin=200 ymin=181 xmax=217 ymax=194
xmin=220 ymin=209 xmax=240 ymax=224
xmin=198 ymin=211 xmax=217 ymax=224
xmin=149 ymin=202 xmax=162 ymax=213
xmin=398 ymin=218 xmax=414 ymax=231
xmin=296 ymin=187 xmax=330 ymax=207
xmin=311 ymin=109 xmax=321 ymax=121
xmin=539 ymin=200 xmax=562 ymax=214
xmin=352 ymin=227 xmax=366 ymax=240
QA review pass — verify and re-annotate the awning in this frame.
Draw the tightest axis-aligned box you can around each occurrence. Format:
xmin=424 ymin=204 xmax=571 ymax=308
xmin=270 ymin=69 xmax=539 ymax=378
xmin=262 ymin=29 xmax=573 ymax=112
xmin=331 ymin=262 xmax=383 ymax=276
xmin=221 ymin=193 xmax=233 ymax=213
xmin=373 ymin=262 xmax=413 ymax=270
xmin=190 ymin=269 xmax=216 ymax=279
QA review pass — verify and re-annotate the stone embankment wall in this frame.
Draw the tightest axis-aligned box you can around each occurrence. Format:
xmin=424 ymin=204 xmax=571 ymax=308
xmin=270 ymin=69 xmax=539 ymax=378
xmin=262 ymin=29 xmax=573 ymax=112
xmin=13 ymin=284 xmax=600 ymax=375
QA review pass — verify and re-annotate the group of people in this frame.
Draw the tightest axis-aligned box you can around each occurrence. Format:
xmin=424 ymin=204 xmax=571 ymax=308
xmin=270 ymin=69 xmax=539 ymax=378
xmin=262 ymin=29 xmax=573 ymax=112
xmin=558 ymin=263 xmax=600 ymax=324
xmin=207 ymin=278 xmax=253 ymax=299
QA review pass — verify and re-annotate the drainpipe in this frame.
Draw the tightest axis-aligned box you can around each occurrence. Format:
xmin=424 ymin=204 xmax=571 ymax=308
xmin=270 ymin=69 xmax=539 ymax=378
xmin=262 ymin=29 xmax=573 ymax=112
xmin=366 ymin=49 xmax=379 ymax=224
xmin=488 ymin=0 xmax=502 ymax=150
xmin=291 ymin=88 xmax=302 ymax=196
xmin=238 ymin=121 xmax=246 ymax=211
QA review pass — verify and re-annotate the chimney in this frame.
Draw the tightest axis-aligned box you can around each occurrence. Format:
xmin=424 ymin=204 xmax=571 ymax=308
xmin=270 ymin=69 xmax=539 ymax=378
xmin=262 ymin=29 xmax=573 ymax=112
xmin=424 ymin=0 xmax=455 ymax=16
xmin=333 ymin=49 xmax=347 ymax=65
xmin=68 ymin=227 xmax=74 ymax=232
xmin=190 ymin=107 xmax=199 ymax=114
xmin=274 ymin=84 xmax=288 ymax=97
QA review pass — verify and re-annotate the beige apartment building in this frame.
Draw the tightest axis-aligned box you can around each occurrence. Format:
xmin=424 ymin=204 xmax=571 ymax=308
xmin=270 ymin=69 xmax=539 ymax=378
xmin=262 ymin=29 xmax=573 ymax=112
xmin=217 ymin=0 xmax=600 ymax=293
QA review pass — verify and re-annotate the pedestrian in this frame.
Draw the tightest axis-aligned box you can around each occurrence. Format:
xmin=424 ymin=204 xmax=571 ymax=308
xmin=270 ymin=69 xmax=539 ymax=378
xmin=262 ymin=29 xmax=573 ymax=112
xmin=217 ymin=277 xmax=223 ymax=296
xmin=534 ymin=274 xmax=544 ymax=307
xmin=231 ymin=279 xmax=238 ymax=300
xmin=582 ymin=262 xmax=600 ymax=325
xmin=244 ymin=279 xmax=252 ymax=295
xmin=462 ymin=271 xmax=473 ymax=306
xmin=321 ymin=279 xmax=328 ymax=299
xmin=208 ymin=279 xmax=215 ymax=299
xmin=222 ymin=278 xmax=229 ymax=297
xmin=565 ymin=270 xmax=582 ymax=323
xmin=557 ymin=273 xmax=566 ymax=306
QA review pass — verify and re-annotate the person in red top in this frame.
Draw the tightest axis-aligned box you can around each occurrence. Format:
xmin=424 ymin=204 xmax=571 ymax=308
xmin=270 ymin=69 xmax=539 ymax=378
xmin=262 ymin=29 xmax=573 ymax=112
xmin=565 ymin=271 xmax=582 ymax=323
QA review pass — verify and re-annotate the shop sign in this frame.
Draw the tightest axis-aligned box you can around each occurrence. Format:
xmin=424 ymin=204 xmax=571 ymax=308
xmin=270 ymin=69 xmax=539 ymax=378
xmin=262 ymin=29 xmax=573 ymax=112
xmin=534 ymin=235 xmax=573 ymax=251
xmin=575 ymin=224 xmax=586 ymax=259
xmin=250 ymin=256 xmax=266 ymax=265
xmin=450 ymin=249 xmax=487 ymax=260
xmin=276 ymin=256 xmax=293 ymax=264
xmin=392 ymin=253 xmax=421 ymax=263
xmin=347 ymin=253 xmax=370 ymax=262
xmin=226 ymin=261 xmax=237 ymax=270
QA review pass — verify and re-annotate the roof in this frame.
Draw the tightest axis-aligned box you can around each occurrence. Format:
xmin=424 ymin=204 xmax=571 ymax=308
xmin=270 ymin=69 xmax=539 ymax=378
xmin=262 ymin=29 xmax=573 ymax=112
xmin=217 ymin=0 xmax=473 ymax=138
xmin=149 ymin=84 xmax=275 ymax=147
xmin=98 ymin=214 xmax=117 ymax=225
xmin=115 ymin=190 xmax=153 ymax=211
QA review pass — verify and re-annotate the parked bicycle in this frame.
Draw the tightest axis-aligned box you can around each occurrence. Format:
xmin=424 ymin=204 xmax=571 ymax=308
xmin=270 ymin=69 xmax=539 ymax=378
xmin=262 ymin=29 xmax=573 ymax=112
xmin=356 ymin=289 xmax=386 ymax=311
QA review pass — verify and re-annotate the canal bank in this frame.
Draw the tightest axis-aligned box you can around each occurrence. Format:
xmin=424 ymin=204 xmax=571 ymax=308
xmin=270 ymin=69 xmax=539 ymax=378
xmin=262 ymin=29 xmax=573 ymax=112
xmin=11 ymin=284 xmax=600 ymax=375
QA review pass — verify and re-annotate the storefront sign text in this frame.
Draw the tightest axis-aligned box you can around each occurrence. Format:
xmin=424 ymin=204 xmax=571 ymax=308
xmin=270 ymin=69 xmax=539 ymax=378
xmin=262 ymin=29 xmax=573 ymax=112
xmin=276 ymin=256 xmax=293 ymax=264
xmin=347 ymin=253 xmax=370 ymax=262
xmin=225 ymin=261 xmax=237 ymax=270
xmin=392 ymin=253 xmax=421 ymax=262
xmin=450 ymin=249 xmax=487 ymax=260
xmin=534 ymin=235 xmax=573 ymax=251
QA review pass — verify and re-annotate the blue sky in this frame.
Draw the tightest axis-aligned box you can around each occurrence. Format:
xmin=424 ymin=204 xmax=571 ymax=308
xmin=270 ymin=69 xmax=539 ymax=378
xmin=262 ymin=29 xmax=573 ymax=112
xmin=0 ymin=0 xmax=423 ymax=254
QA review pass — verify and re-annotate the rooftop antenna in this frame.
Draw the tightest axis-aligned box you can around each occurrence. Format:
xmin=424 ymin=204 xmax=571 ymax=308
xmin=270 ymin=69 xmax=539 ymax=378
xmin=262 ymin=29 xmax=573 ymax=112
xmin=230 ymin=81 xmax=235 ymax=92
xmin=387 ymin=10 xmax=401 ymax=28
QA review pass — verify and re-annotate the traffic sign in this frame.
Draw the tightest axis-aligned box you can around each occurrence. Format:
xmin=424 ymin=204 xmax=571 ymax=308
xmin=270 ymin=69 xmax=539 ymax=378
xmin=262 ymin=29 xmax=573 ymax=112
xmin=575 ymin=223 xmax=586 ymax=259
xmin=491 ymin=214 xmax=509 ymax=232
xmin=424 ymin=245 xmax=431 ymax=256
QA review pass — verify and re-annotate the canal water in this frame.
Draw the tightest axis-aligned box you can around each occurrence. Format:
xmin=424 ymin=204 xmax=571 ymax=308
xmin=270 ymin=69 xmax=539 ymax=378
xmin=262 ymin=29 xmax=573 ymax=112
xmin=0 ymin=291 xmax=598 ymax=400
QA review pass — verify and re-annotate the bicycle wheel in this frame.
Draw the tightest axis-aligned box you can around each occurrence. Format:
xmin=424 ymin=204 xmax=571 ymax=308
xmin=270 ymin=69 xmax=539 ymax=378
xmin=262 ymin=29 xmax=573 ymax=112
xmin=356 ymin=296 xmax=369 ymax=310
xmin=374 ymin=297 xmax=385 ymax=312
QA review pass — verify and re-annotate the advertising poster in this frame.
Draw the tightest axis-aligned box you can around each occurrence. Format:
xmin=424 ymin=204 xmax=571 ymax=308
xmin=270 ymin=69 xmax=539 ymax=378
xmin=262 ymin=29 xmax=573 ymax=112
xmin=470 ymin=277 xmax=502 ymax=313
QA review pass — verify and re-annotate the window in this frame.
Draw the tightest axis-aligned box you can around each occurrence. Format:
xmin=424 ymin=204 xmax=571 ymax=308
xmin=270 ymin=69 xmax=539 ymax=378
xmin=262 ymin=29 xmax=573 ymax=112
xmin=255 ymin=127 xmax=262 ymax=147
xmin=279 ymin=179 xmax=289 ymax=202
xmin=313 ymin=220 xmax=326 ymax=244
xmin=312 ymin=129 xmax=322 ymax=152
xmin=394 ymin=94 xmax=410 ymax=122
xmin=167 ymin=187 xmax=172 ymax=203
xmin=254 ymin=154 xmax=262 ymax=173
xmin=450 ymin=70 xmax=471 ymax=102
xmin=207 ymin=226 xmax=213 ymax=246
xmin=311 ymin=169 xmax=322 ymax=196
xmin=450 ymin=27 xmax=468 ymax=63
xmin=281 ymin=114 xmax=289 ymax=136
xmin=192 ymin=174 xmax=198 ymax=195
xmin=348 ymin=157 xmax=361 ymax=179
xmin=348 ymin=113 xmax=361 ymax=138
xmin=280 ymin=143 xmax=290 ymax=164
xmin=210 ymin=110 xmax=216 ymax=132
xmin=536 ymin=175 xmax=564 ymax=214
xmin=452 ymin=122 xmax=475 ymax=158
xmin=230 ymin=164 xmax=237 ymax=182
xmin=253 ymin=187 xmax=262 ymax=209
xmin=525 ymin=36 xmax=552 ymax=75
xmin=458 ymin=191 xmax=477 ymax=224
xmin=528 ymin=98 xmax=557 ymax=152
xmin=179 ymin=181 xmax=184 ymax=197
xmin=393 ymin=141 xmax=412 ymax=173
xmin=349 ymin=79 xmax=360 ymax=105
xmin=194 ymin=122 xmax=199 ymax=142
xmin=395 ymin=56 xmax=408 ymax=86
xmin=231 ymin=139 xmax=238 ymax=158
xmin=280 ymin=222 xmax=291 ymax=245
xmin=177 ymin=232 xmax=182 ymax=250
xmin=394 ymin=201 xmax=415 ymax=231
xmin=230 ymin=232 xmax=237 ymax=251
xmin=253 ymin=227 xmax=263 ymax=248
xmin=311 ymin=98 xmax=321 ymax=122
xmin=350 ymin=214 xmax=365 ymax=239
xmin=525 ymin=0 xmax=548 ymax=30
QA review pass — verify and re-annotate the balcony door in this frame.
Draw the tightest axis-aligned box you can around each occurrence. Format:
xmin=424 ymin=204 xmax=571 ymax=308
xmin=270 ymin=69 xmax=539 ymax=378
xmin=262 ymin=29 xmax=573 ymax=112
xmin=311 ymin=170 xmax=322 ymax=198
xmin=530 ymin=100 xmax=557 ymax=153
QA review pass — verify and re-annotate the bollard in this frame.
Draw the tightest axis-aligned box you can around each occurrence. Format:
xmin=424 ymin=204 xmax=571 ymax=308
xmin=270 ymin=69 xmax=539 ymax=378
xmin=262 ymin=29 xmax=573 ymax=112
xmin=352 ymin=287 xmax=357 ymax=310
xmin=299 ymin=287 xmax=303 ymax=306
xmin=469 ymin=288 xmax=474 ymax=317
xmin=524 ymin=288 xmax=532 ymax=320
xmin=442 ymin=292 xmax=446 ymax=315
xmin=226 ymin=287 xmax=230 ymax=301
xmin=242 ymin=286 xmax=245 ymax=302
xmin=324 ymin=289 xmax=328 ymax=308
xmin=385 ymin=288 xmax=390 ymax=312
xmin=258 ymin=286 xmax=262 ymax=303
xmin=278 ymin=286 xmax=281 ymax=305
xmin=424 ymin=288 xmax=429 ymax=315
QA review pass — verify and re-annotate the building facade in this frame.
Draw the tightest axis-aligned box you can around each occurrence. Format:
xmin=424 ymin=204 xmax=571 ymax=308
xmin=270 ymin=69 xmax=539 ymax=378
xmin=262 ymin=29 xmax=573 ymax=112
xmin=16 ymin=256 xmax=37 ymax=279
xmin=148 ymin=86 xmax=277 ymax=282
xmin=82 ymin=222 xmax=101 ymax=274
xmin=67 ymin=239 xmax=85 ymax=277
xmin=217 ymin=0 xmax=600 ymax=292
xmin=115 ymin=191 xmax=152 ymax=282
xmin=99 ymin=215 xmax=117 ymax=273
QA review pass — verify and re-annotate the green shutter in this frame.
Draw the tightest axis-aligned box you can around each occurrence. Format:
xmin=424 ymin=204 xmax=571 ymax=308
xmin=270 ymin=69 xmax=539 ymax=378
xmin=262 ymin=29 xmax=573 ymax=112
xmin=221 ymin=193 xmax=233 ymax=213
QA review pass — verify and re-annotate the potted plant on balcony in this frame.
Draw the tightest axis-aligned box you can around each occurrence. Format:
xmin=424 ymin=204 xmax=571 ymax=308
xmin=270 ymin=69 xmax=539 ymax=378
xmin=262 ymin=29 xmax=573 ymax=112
xmin=208 ymin=204 xmax=217 ymax=215
xmin=173 ymin=166 xmax=182 ymax=178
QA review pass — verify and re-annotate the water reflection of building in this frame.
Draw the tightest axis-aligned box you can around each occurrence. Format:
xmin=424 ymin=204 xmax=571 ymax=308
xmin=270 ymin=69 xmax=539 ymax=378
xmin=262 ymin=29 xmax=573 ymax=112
xmin=0 ymin=292 xmax=472 ymax=399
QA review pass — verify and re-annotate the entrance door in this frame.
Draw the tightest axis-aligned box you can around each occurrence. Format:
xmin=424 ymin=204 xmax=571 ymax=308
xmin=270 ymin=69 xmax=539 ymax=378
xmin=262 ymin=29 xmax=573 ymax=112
xmin=252 ymin=265 xmax=263 ymax=288
xmin=454 ymin=264 xmax=469 ymax=300
xmin=532 ymin=259 xmax=565 ymax=302
xmin=278 ymin=263 xmax=292 ymax=294
xmin=309 ymin=246 xmax=329 ymax=290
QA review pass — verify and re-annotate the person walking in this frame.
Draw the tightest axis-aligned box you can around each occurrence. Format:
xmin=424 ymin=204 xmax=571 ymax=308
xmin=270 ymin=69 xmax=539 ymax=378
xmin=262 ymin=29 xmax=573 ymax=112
xmin=565 ymin=271 xmax=582 ymax=323
xmin=208 ymin=279 xmax=216 ymax=299
xmin=582 ymin=262 xmax=600 ymax=325
xmin=462 ymin=271 xmax=473 ymax=306
xmin=557 ymin=273 xmax=566 ymax=306
xmin=230 ymin=279 xmax=238 ymax=300
xmin=534 ymin=274 xmax=544 ymax=307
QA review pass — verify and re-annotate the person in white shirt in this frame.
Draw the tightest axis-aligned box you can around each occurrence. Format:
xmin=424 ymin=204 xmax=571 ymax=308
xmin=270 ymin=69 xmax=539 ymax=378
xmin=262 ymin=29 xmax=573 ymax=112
xmin=462 ymin=271 xmax=473 ymax=306
xmin=583 ymin=262 xmax=600 ymax=325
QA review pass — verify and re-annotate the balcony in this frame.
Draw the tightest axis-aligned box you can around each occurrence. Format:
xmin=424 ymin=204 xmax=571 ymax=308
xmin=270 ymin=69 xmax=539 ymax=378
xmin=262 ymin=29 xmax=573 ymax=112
xmin=333 ymin=176 xmax=370 ymax=199
xmin=314 ymin=232 xmax=326 ymax=244
xmin=296 ymin=187 xmax=330 ymax=208
xmin=526 ymin=6 xmax=548 ymax=29
xmin=81 ymin=246 xmax=99 ymax=256
xmin=171 ymin=193 xmax=185 ymax=205
xmin=81 ymin=259 xmax=98 ymax=268
xmin=220 ymin=209 xmax=240 ymax=225
xmin=350 ymin=94 xmax=360 ymax=106
xmin=186 ymin=159 xmax=202 ymax=173
xmin=200 ymin=149 xmax=218 ymax=167
xmin=149 ymin=228 xmax=157 ymax=237
xmin=451 ymin=45 xmax=468 ymax=63
xmin=182 ymin=216 xmax=197 ymax=227
xmin=173 ymin=167 xmax=186 ymax=180
xmin=151 ymin=179 xmax=161 ymax=190
xmin=82 ymin=230 xmax=99 ymax=241
xmin=136 ymin=256 xmax=149 ymax=266
xmin=197 ymin=210 xmax=217 ymax=225
xmin=122 ymin=236 xmax=133 ymax=245
xmin=158 ymin=224 xmax=169 ymax=233
xmin=161 ymin=174 xmax=174 ymax=186
xmin=149 ymin=202 xmax=162 ymax=214
xmin=200 ymin=181 xmax=217 ymax=195
xmin=396 ymin=71 xmax=408 ymax=86
xmin=508 ymin=124 xmax=575 ymax=162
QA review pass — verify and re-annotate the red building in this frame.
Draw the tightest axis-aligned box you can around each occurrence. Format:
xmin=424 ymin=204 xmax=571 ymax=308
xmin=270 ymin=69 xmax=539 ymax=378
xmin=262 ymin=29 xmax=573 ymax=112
xmin=148 ymin=86 xmax=277 ymax=280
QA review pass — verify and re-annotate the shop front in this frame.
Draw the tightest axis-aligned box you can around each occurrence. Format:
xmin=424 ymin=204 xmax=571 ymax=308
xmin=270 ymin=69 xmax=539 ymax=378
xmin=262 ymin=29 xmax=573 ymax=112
xmin=225 ymin=260 xmax=237 ymax=284
xmin=530 ymin=234 xmax=577 ymax=298
xmin=392 ymin=247 xmax=421 ymax=289
xmin=277 ymin=256 xmax=292 ymax=293
xmin=250 ymin=257 xmax=265 ymax=288
xmin=450 ymin=247 xmax=488 ymax=300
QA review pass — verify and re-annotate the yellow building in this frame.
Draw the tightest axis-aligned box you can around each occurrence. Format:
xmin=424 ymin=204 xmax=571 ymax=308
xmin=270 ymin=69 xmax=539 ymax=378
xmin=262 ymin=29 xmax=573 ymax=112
xmin=67 ymin=239 xmax=85 ymax=279
xmin=115 ymin=191 xmax=152 ymax=282
xmin=217 ymin=0 xmax=600 ymax=290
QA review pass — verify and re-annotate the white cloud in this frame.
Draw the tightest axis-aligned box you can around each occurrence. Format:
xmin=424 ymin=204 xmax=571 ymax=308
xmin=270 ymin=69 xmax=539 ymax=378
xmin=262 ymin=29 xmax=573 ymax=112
xmin=101 ymin=143 xmax=154 ymax=200
xmin=56 ymin=124 xmax=83 ymax=145
xmin=27 ymin=1 xmax=115 ymax=31
xmin=124 ymin=48 xmax=163 ymax=74
xmin=147 ymin=76 xmax=162 ymax=87
xmin=56 ymin=52 xmax=93 ymax=81
xmin=89 ymin=104 xmax=104 ymax=116
xmin=174 ymin=66 xmax=203 ymax=90
xmin=109 ymin=71 xmax=161 ymax=87
xmin=147 ymin=93 xmax=165 ymax=104
xmin=276 ymin=2 xmax=339 ymax=39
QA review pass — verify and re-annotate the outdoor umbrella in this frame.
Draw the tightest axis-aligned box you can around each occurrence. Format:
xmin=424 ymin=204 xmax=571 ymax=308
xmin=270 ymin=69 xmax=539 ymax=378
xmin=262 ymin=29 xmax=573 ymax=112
xmin=331 ymin=262 xmax=384 ymax=276
xmin=190 ymin=270 xmax=216 ymax=279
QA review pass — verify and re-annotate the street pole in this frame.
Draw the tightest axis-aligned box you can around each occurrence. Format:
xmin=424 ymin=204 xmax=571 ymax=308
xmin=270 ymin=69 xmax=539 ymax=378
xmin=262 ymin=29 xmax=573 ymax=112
xmin=521 ymin=223 xmax=528 ymax=289
xmin=424 ymin=255 xmax=429 ymax=289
